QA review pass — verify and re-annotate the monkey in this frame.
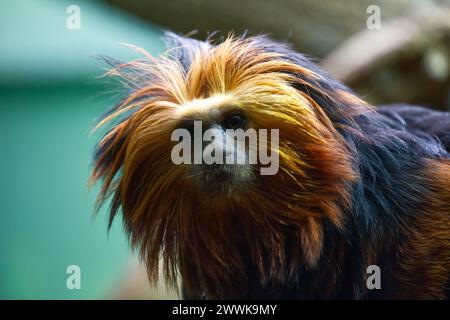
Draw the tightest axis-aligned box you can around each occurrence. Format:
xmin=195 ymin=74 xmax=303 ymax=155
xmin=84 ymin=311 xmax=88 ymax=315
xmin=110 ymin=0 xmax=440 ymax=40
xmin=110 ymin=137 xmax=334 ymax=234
xmin=91 ymin=32 xmax=450 ymax=299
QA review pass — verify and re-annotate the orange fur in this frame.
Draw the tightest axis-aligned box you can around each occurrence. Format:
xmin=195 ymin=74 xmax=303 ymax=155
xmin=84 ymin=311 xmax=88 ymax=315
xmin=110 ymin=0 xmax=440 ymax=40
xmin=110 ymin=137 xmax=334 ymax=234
xmin=393 ymin=159 xmax=450 ymax=299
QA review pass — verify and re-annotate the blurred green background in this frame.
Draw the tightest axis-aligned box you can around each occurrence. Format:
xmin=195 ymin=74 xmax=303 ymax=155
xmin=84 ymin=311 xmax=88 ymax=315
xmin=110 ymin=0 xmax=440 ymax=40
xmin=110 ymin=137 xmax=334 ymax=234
xmin=0 ymin=0 xmax=166 ymax=299
xmin=0 ymin=0 xmax=448 ymax=299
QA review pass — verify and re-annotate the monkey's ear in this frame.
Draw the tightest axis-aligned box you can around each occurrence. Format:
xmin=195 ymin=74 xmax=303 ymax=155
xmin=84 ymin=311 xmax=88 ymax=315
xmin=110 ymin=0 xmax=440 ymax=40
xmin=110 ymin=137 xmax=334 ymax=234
xmin=162 ymin=31 xmax=211 ymax=71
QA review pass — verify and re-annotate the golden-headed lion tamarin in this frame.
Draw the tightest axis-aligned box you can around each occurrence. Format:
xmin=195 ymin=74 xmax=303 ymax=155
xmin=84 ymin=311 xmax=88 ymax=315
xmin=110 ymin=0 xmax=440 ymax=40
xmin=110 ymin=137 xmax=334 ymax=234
xmin=91 ymin=32 xmax=450 ymax=299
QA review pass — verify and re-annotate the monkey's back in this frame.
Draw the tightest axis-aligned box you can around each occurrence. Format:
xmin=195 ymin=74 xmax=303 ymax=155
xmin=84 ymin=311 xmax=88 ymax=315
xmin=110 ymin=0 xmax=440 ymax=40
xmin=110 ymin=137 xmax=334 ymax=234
xmin=378 ymin=104 xmax=450 ymax=153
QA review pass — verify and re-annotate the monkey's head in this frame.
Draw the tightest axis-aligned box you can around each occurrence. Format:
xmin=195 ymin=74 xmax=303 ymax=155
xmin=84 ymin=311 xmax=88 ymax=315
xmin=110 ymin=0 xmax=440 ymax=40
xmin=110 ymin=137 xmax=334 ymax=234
xmin=91 ymin=32 xmax=360 ymax=298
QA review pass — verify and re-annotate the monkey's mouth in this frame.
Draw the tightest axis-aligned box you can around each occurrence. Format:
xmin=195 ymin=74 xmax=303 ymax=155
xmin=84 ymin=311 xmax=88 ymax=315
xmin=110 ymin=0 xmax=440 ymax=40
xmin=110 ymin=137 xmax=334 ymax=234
xmin=189 ymin=163 xmax=254 ymax=195
xmin=206 ymin=164 xmax=235 ymax=181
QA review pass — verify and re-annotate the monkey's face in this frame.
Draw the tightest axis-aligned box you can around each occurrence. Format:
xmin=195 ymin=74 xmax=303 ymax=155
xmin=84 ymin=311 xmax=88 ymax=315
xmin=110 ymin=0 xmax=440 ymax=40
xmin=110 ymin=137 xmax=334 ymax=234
xmin=171 ymin=96 xmax=255 ymax=196
xmin=92 ymin=34 xmax=357 ymax=296
xmin=170 ymin=91 xmax=290 ymax=197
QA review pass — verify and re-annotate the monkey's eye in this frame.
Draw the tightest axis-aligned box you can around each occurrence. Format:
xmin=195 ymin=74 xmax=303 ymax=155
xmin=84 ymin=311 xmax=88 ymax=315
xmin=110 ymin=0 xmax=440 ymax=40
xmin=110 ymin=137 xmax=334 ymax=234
xmin=223 ymin=112 xmax=246 ymax=130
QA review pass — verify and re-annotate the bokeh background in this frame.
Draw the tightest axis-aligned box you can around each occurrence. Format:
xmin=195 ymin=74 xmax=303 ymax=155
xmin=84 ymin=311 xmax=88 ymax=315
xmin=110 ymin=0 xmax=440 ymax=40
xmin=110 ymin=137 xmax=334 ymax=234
xmin=0 ymin=0 xmax=449 ymax=299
